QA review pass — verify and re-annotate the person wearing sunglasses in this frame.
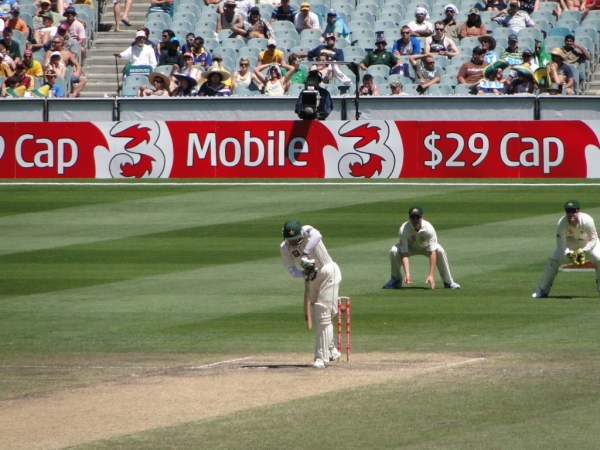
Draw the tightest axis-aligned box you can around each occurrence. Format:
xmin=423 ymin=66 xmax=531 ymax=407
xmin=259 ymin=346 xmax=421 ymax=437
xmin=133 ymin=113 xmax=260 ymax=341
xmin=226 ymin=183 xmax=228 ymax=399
xmin=532 ymin=200 xmax=600 ymax=298
xmin=408 ymin=53 xmax=442 ymax=93
xmin=231 ymin=57 xmax=261 ymax=93
xmin=424 ymin=21 xmax=460 ymax=59
xmin=383 ymin=205 xmax=460 ymax=291
xmin=392 ymin=25 xmax=421 ymax=57
xmin=442 ymin=4 xmax=461 ymax=41
xmin=217 ymin=0 xmax=245 ymax=39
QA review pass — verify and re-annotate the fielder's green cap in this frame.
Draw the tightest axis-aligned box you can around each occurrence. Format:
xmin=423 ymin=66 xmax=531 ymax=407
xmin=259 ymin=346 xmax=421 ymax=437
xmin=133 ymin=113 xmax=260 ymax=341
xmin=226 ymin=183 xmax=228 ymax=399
xmin=564 ymin=199 xmax=580 ymax=210
xmin=283 ymin=219 xmax=302 ymax=240
xmin=408 ymin=205 xmax=423 ymax=217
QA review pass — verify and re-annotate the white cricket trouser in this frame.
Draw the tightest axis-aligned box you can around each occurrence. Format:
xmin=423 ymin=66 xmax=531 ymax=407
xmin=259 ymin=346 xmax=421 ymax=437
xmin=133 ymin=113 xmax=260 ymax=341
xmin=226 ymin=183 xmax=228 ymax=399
xmin=389 ymin=243 xmax=455 ymax=284
xmin=538 ymin=240 xmax=600 ymax=293
xmin=307 ymin=261 xmax=341 ymax=316
xmin=307 ymin=261 xmax=341 ymax=363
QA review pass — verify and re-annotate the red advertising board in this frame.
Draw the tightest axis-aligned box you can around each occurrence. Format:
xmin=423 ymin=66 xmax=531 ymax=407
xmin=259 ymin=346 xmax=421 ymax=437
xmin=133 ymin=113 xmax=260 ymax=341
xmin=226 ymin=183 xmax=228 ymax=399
xmin=0 ymin=120 xmax=598 ymax=178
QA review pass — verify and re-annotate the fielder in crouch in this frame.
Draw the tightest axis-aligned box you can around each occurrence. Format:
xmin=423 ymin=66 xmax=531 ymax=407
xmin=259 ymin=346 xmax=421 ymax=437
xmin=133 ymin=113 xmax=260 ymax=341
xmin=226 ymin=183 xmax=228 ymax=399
xmin=532 ymin=200 xmax=600 ymax=298
xmin=383 ymin=205 xmax=460 ymax=290
xmin=280 ymin=220 xmax=342 ymax=369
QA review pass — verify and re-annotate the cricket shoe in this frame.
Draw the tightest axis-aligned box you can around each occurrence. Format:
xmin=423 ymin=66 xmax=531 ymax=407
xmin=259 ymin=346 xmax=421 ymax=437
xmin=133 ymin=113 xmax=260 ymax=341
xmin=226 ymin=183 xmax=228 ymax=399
xmin=312 ymin=358 xmax=327 ymax=369
xmin=383 ymin=277 xmax=402 ymax=289
xmin=330 ymin=348 xmax=341 ymax=362
xmin=531 ymin=288 xmax=548 ymax=298
xmin=444 ymin=282 xmax=461 ymax=289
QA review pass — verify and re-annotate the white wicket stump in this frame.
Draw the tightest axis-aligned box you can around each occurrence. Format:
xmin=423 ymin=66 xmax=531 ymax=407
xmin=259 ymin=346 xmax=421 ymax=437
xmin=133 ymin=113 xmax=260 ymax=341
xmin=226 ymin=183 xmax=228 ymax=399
xmin=337 ymin=296 xmax=351 ymax=362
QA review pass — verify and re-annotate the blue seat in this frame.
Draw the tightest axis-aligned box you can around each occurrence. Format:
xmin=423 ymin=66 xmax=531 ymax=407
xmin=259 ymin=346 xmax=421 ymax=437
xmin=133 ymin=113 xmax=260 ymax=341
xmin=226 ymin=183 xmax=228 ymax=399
xmin=197 ymin=12 xmax=219 ymax=23
xmin=548 ymin=27 xmax=572 ymax=38
xmin=355 ymin=37 xmax=377 ymax=51
xmin=355 ymin=3 xmax=379 ymax=19
xmin=173 ymin=12 xmax=196 ymax=24
xmin=366 ymin=64 xmax=391 ymax=79
xmin=277 ymin=38 xmax=298 ymax=51
xmin=330 ymin=2 xmax=354 ymax=16
xmin=531 ymin=10 xmax=556 ymax=25
xmin=147 ymin=11 xmax=171 ymax=25
xmin=311 ymin=2 xmax=329 ymax=19
xmin=559 ymin=10 xmax=582 ymax=23
xmin=380 ymin=3 xmax=406 ymax=16
xmin=272 ymin=20 xmax=296 ymax=33
xmin=449 ymin=54 xmax=471 ymax=67
xmin=555 ymin=18 xmax=580 ymax=31
xmin=349 ymin=10 xmax=375 ymax=24
xmin=426 ymin=83 xmax=453 ymax=95
xmin=351 ymin=28 xmax=376 ymax=41
xmin=401 ymin=84 xmax=422 ymax=95
xmin=517 ymin=27 xmax=543 ymax=42
xmin=175 ymin=3 xmax=200 ymax=17
xmin=124 ymin=74 xmax=150 ymax=87
xmin=378 ymin=11 xmax=403 ymax=25
xmin=440 ymin=73 xmax=458 ymax=86
xmin=248 ymin=38 xmax=269 ymax=49
xmin=492 ymin=27 xmax=515 ymax=41
xmin=221 ymin=38 xmax=246 ymax=51
xmin=373 ymin=19 xmax=397 ymax=33
xmin=348 ymin=20 xmax=372 ymax=31
xmin=145 ymin=20 xmax=169 ymax=31
xmin=277 ymin=29 xmax=300 ymax=41
xmin=121 ymin=85 xmax=141 ymax=97
xmin=544 ymin=36 xmax=565 ymax=52
xmin=300 ymin=29 xmax=322 ymax=40
xmin=454 ymin=83 xmax=474 ymax=94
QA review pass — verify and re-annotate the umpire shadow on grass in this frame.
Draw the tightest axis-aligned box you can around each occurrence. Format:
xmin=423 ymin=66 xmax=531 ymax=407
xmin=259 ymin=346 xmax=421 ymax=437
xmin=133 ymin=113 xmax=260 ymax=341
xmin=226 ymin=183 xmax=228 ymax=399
xmin=548 ymin=295 xmax=599 ymax=299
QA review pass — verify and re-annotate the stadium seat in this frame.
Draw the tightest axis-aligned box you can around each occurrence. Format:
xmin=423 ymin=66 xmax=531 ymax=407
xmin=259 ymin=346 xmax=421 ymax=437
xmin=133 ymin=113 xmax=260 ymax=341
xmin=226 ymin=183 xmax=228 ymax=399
xmin=175 ymin=3 xmax=200 ymax=17
xmin=380 ymin=3 xmax=406 ymax=15
xmin=244 ymin=38 xmax=267 ymax=50
xmin=544 ymin=36 xmax=565 ymax=52
xmin=331 ymin=2 xmax=354 ymax=16
xmin=154 ymin=65 xmax=174 ymax=76
xmin=290 ymin=45 xmax=313 ymax=54
xmin=454 ymin=83 xmax=473 ymax=94
xmin=548 ymin=27 xmax=571 ymax=38
xmin=426 ymin=83 xmax=453 ymax=95
xmin=432 ymin=54 xmax=448 ymax=69
xmin=213 ymin=46 xmax=238 ymax=62
xmin=311 ymin=2 xmax=329 ymax=19
xmin=400 ymin=84 xmax=421 ymax=95
xmin=124 ymin=75 xmax=150 ymax=87
xmin=349 ymin=10 xmax=375 ymax=24
xmin=144 ymin=20 xmax=169 ymax=31
xmin=356 ymin=3 xmax=379 ymax=19
xmin=575 ymin=27 xmax=599 ymax=52
xmin=173 ymin=12 xmax=196 ymax=24
xmin=147 ymin=11 xmax=171 ymax=25
xmin=373 ymin=19 xmax=397 ymax=33
xmin=344 ymin=47 xmax=366 ymax=59
xmin=559 ymin=10 xmax=582 ymax=23
xmin=277 ymin=38 xmax=298 ymax=51
xmin=366 ymin=64 xmax=391 ymax=79
xmin=221 ymin=38 xmax=246 ymax=51
xmin=272 ymin=20 xmax=296 ymax=33
xmin=300 ymin=29 xmax=322 ymax=40
xmin=351 ymin=28 xmax=376 ymax=41
xmin=448 ymin=54 xmax=471 ymax=67
xmin=355 ymin=37 xmax=377 ymax=51
xmin=378 ymin=11 xmax=403 ymax=25
xmin=277 ymin=29 xmax=300 ymax=41
xmin=287 ymin=83 xmax=305 ymax=96
xmin=517 ymin=27 xmax=543 ymax=42
xmin=440 ymin=73 xmax=458 ymax=86
xmin=299 ymin=37 xmax=322 ymax=48
xmin=555 ymin=18 xmax=579 ymax=31
xmin=531 ymin=10 xmax=556 ymax=25
xmin=121 ymin=85 xmax=141 ymax=97
xmin=233 ymin=86 xmax=262 ymax=96
xmin=538 ymin=1 xmax=557 ymax=12
xmin=360 ymin=0 xmax=383 ymax=7
xmin=492 ymin=27 xmax=516 ymax=41
xmin=321 ymin=84 xmax=340 ymax=95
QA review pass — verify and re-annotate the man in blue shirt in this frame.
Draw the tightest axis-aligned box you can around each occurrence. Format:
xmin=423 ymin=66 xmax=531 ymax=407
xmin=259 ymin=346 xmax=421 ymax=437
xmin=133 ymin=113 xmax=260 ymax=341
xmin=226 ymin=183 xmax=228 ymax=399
xmin=297 ymin=33 xmax=344 ymax=61
xmin=270 ymin=0 xmax=296 ymax=24
xmin=392 ymin=25 xmax=421 ymax=56
xmin=44 ymin=69 xmax=64 ymax=97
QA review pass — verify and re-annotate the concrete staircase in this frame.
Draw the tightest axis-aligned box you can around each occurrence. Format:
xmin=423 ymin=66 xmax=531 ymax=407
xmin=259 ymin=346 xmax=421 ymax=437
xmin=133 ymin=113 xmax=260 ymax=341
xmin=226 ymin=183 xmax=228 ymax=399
xmin=584 ymin=62 xmax=600 ymax=95
xmin=81 ymin=0 xmax=148 ymax=97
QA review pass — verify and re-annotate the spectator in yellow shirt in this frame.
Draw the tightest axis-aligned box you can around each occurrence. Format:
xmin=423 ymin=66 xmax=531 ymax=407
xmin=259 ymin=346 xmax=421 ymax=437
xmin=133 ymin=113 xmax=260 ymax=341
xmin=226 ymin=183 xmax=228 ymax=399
xmin=23 ymin=49 xmax=44 ymax=80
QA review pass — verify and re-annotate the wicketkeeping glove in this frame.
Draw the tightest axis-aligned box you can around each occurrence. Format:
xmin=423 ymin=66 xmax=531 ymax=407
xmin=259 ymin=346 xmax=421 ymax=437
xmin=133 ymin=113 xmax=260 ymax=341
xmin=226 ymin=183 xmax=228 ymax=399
xmin=302 ymin=266 xmax=319 ymax=281
xmin=300 ymin=257 xmax=315 ymax=269
xmin=567 ymin=250 xmax=578 ymax=264
xmin=576 ymin=248 xmax=586 ymax=266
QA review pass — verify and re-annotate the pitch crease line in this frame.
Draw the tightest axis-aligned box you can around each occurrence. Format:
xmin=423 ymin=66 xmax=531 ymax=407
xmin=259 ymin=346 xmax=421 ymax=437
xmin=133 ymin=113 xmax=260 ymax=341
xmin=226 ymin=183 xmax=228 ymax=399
xmin=2 ymin=182 xmax=600 ymax=187
xmin=188 ymin=356 xmax=253 ymax=370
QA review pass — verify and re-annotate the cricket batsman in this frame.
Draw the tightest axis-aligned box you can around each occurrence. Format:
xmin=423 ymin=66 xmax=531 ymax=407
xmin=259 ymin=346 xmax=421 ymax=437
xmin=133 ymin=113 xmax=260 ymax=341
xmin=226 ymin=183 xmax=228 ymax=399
xmin=280 ymin=220 xmax=342 ymax=369
xmin=383 ymin=205 xmax=460 ymax=290
xmin=532 ymin=200 xmax=600 ymax=298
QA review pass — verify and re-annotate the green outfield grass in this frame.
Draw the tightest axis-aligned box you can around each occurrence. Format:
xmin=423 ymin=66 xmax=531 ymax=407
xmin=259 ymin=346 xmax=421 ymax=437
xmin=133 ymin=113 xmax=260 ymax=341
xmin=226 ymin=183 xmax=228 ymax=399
xmin=2 ymin=180 xmax=600 ymax=449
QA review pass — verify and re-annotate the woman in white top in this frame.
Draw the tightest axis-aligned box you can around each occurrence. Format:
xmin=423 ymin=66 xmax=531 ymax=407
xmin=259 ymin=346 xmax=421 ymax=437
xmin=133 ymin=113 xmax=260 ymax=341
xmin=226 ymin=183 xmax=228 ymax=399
xmin=232 ymin=57 xmax=261 ymax=93
xmin=254 ymin=63 xmax=295 ymax=96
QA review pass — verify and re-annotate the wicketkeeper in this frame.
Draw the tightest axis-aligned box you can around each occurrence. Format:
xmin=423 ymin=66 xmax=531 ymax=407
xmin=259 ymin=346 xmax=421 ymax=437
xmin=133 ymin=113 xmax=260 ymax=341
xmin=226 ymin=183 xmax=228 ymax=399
xmin=532 ymin=200 xmax=600 ymax=298
xmin=280 ymin=220 xmax=342 ymax=369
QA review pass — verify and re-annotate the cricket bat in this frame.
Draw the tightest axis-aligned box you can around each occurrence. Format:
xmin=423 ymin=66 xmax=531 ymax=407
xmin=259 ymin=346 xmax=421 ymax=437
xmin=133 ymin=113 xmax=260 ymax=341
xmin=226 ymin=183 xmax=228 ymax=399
xmin=304 ymin=279 xmax=312 ymax=329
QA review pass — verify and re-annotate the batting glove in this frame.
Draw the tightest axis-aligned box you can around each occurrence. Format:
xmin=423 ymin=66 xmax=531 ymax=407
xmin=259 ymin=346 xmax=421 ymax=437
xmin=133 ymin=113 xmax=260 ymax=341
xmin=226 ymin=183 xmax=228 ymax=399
xmin=302 ymin=267 xmax=319 ymax=281
xmin=300 ymin=257 xmax=315 ymax=269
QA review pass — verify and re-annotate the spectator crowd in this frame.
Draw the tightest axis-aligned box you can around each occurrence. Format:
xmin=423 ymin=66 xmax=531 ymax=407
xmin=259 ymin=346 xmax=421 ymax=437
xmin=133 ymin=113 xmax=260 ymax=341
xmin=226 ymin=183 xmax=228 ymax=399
xmin=3 ymin=0 xmax=599 ymax=98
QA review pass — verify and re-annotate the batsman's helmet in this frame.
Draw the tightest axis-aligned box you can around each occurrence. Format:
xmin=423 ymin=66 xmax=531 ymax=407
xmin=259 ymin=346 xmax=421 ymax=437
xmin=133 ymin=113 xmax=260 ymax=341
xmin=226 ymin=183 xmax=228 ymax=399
xmin=283 ymin=219 xmax=302 ymax=240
